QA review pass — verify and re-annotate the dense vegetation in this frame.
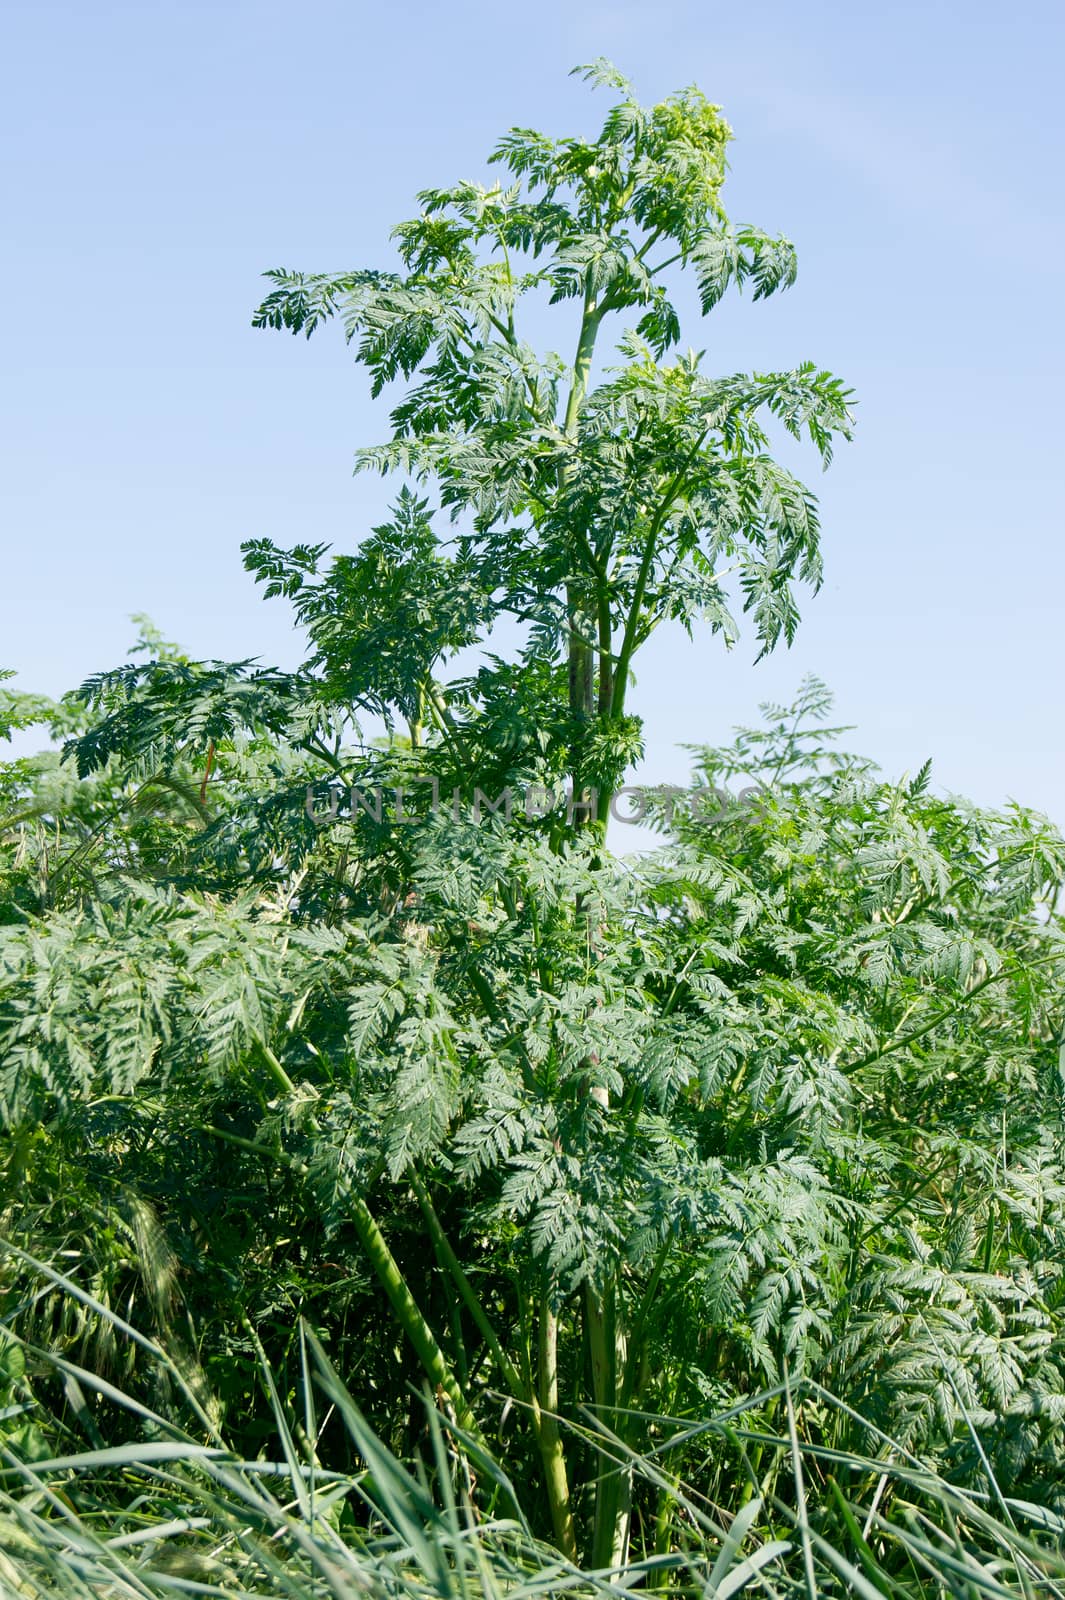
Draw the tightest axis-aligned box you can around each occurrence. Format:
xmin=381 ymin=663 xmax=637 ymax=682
xmin=3 ymin=62 xmax=1065 ymax=1597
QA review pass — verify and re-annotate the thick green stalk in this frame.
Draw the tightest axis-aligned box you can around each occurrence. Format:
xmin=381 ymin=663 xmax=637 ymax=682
xmin=410 ymin=1171 xmax=526 ymax=1404
xmin=560 ymin=286 xmax=629 ymax=1550
xmin=618 ymin=1237 xmax=671 ymax=1411
xmin=243 ymin=1046 xmax=483 ymax=1447
xmin=649 ymin=1479 xmax=678 ymax=1589
xmin=587 ymin=1281 xmax=632 ymax=1570
xmin=349 ymin=1193 xmax=480 ymax=1440
xmin=562 ymin=289 xmax=606 ymax=822
xmin=412 ymin=1176 xmax=590 ymax=1549
xmin=609 ymin=434 xmax=709 ymax=723
xmin=537 ymin=1294 xmax=578 ymax=1561
xmin=594 ymin=589 xmax=616 ymax=826
xmin=596 ymin=591 xmax=614 ymax=721
xmin=563 ymin=295 xmax=604 ymax=437
xmin=257 ymin=1038 xmax=297 ymax=1096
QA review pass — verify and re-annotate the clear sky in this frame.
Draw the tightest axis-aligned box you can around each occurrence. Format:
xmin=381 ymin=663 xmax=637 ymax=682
xmin=4 ymin=0 xmax=1064 ymax=836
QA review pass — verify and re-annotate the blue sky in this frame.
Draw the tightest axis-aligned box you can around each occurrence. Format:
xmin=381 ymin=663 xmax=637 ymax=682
xmin=4 ymin=0 xmax=1064 ymax=835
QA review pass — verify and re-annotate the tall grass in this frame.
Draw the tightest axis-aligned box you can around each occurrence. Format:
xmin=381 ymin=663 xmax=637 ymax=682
xmin=3 ymin=1249 xmax=1065 ymax=1598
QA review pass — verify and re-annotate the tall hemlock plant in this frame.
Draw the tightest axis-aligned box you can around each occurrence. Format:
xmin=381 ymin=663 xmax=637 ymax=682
xmin=239 ymin=65 xmax=852 ymax=1561
xmin=249 ymin=60 xmax=853 ymax=826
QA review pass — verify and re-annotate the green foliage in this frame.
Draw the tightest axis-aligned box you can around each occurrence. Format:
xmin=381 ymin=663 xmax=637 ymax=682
xmin=5 ymin=682 xmax=1065 ymax=1555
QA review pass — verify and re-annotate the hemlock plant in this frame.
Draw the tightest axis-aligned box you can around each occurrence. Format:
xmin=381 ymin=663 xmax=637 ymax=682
xmin=247 ymin=58 xmax=853 ymax=829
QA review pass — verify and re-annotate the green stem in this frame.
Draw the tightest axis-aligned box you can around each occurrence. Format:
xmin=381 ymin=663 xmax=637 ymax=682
xmin=537 ymin=1291 xmax=578 ymax=1561
xmin=194 ymin=1124 xmax=306 ymax=1171
xmin=349 ymin=1193 xmax=481 ymax=1440
xmin=596 ymin=588 xmax=614 ymax=721
xmin=562 ymin=285 xmax=606 ymax=819
xmin=411 ymin=1170 xmax=587 ymax=1551
xmin=587 ymin=1280 xmax=631 ymax=1569
xmin=585 ymin=1277 xmax=617 ymax=1559
xmin=610 ymin=432 xmax=709 ymax=721
xmin=410 ymin=1172 xmax=527 ymax=1403
xmin=585 ymin=1282 xmax=617 ymax=1415
xmin=44 ymin=769 xmax=179 ymax=888
xmin=619 ymin=1237 xmax=672 ymax=1411
xmin=593 ymin=586 xmax=616 ymax=827
xmin=201 ymin=1074 xmax=481 ymax=1449
xmin=424 ymin=682 xmax=473 ymax=772
xmin=563 ymin=296 xmax=604 ymax=437
xmin=846 ymin=949 xmax=1065 ymax=1076
xmin=408 ymin=682 xmax=424 ymax=750
xmin=649 ymin=1478 xmax=678 ymax=1587
xmin=257 ymin=1038 xmax=296 ymax=1096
